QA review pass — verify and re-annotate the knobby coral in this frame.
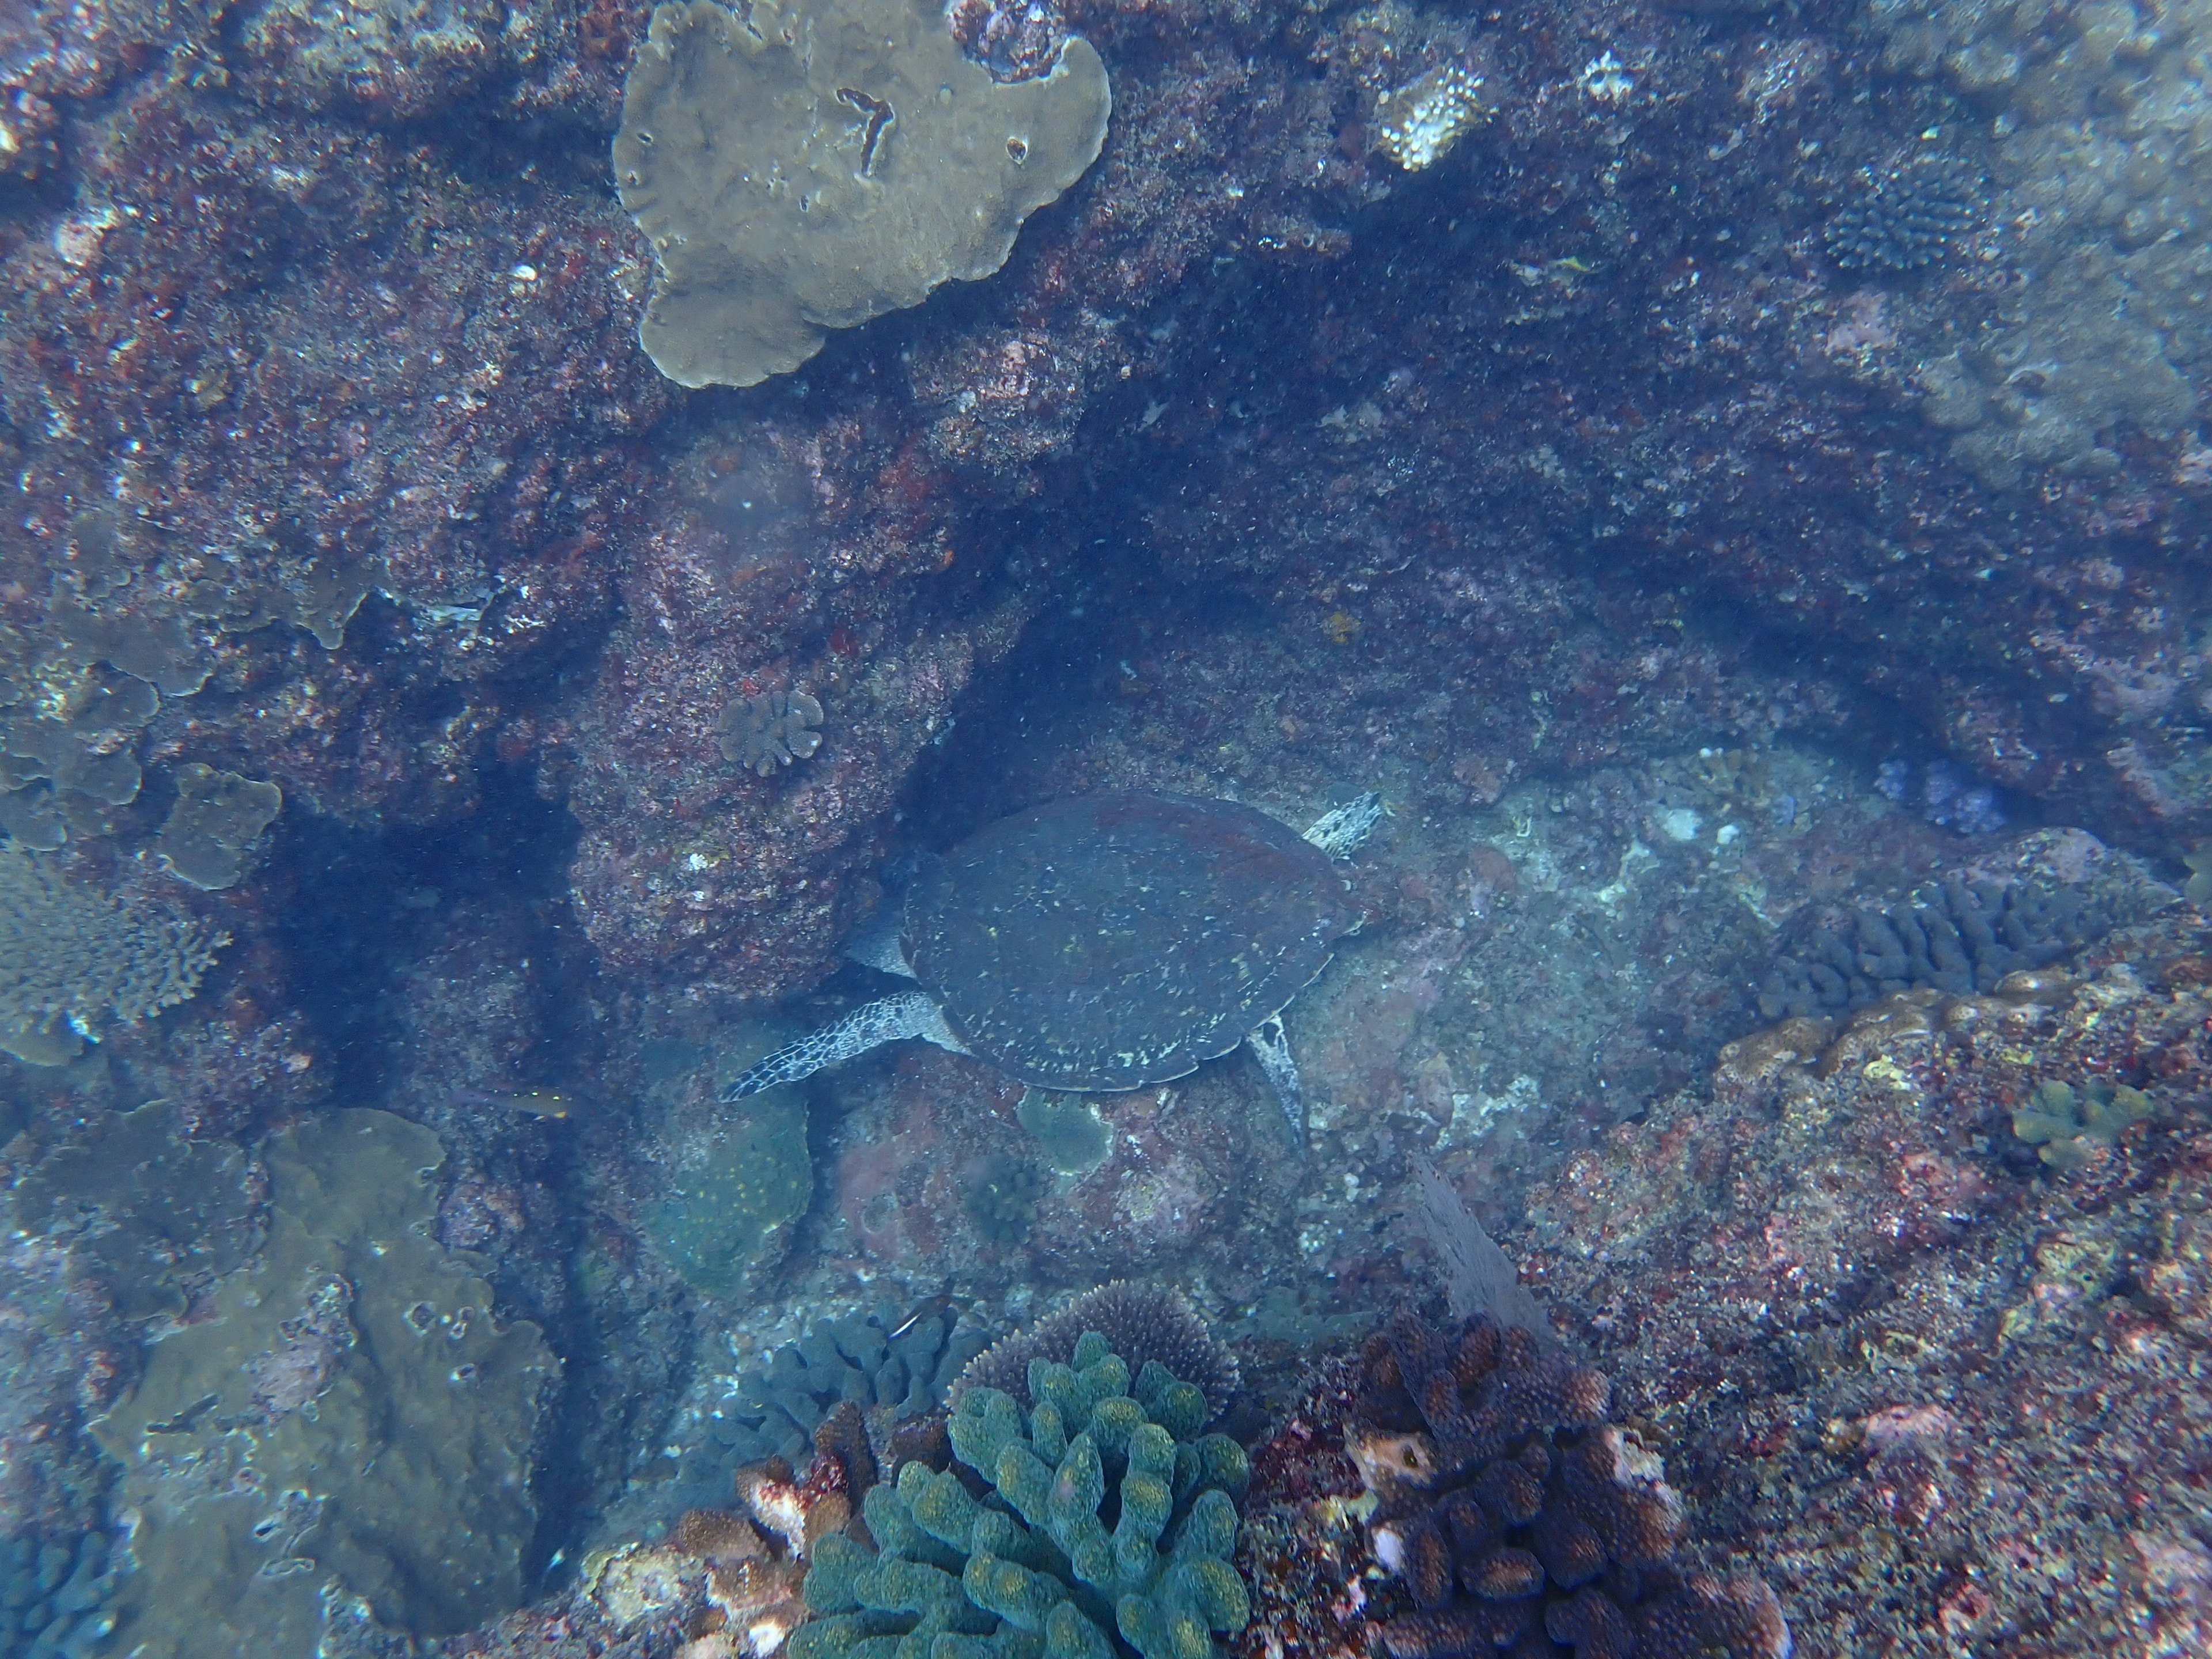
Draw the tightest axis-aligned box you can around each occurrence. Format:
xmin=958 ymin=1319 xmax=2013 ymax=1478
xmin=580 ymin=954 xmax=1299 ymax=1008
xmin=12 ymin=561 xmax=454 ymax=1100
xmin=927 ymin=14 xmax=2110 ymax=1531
xmin=793 ymin=1330 xmax=1251 ymax=1659
xmin=1352 ymin=1314 xmax=1790 ymax=1659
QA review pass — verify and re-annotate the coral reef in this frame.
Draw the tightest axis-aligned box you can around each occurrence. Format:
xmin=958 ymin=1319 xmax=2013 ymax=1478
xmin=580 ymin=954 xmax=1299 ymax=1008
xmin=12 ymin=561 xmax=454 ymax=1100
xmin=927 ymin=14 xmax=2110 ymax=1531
xmin=1015 ymin=1090 xmax=1112 ymax=1176
xmin=793 ymin=1328 xmax=1251 ymax=1659
xmin=0 ymin=1524 xmax=122 ymax=1659
xmin=722 ymin=690 xmax=827 ymax=778
xmin=612 ymin=0 xmax=1111 ymax=387
xmin=1228 ymin=1317 xmax=1789 ymax=1659
xmin=1371 ymin=64 xmax=1490 ymax=172
xmin=152 ymin=762 xmax=283 ymax=889
xmin=2010 ymin=1076 xmax=2156 ymax=1170
xmin=0 ymin=846 xmax=227 ymax=1066
xmin=639 ymin=1066 xmax=813 ymax=1298
xmin=1350 ymin=1314 xmax=1788 ymax=1659
xmin=1873 ymin=757 xmax=2004 ymax=836
xmin=92 ymin=1109 xmax=555 ymax=1654
xmin=5 ymin=1101 xmax=259 ymax=1322
xmin=1823 ymin=150 xmax=1982 ymax=273
xmin=1505 ymin=904 xmax=2212 ymax=1654
xmin=956 ymin=1284 xmax=1241 ymax=1419
xmin=696 ymin=1304 xmax=994 ymax=1472
xmin=1758 ymin=872 xmax=2136 ymax=1020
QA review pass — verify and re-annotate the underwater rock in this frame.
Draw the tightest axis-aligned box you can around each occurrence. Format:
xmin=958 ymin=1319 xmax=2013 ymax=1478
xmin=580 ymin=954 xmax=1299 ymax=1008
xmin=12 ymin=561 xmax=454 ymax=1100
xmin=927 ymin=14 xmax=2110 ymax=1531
xmin=613 ymin=0 xmax=1111 ymax=388
xmin=92 ymin=1109 xmax=556 ymax=1656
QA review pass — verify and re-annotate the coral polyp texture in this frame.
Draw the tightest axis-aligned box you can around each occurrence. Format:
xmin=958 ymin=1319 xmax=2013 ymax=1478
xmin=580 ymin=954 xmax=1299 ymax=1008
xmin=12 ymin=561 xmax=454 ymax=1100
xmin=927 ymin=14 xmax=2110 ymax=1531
xmin=1350 ymin=1315 xmax=1788 ymax=1659
xmin=791 ymin=1328 xmax=1251 ymax=1659
xmin=1371 ymin=65 xmax=1490 ymax=172
xmin=1823 ymin=151 xmax=1982 ymax=273
xmin=0 ymin=844 xmax=228 ymax=1066
xmin=611 ymin=0 xmax=1111 ymax=387
xmin=953 ymin=1283 xmax=1241 ymax=1419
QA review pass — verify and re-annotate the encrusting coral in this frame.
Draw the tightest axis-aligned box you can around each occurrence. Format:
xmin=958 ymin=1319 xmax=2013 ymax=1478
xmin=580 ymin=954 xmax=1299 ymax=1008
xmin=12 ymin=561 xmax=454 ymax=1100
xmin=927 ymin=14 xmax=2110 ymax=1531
xmin=613 ymin=0 xmax=1110 ymax=388
xmin=2010 ymin=1077 xmax=2156 ymax=1170
xmin=1347 ymin=1314 xmax=1789 ymax=1659
xmin=791 ymin=1328 xmax=1251 ymax=1659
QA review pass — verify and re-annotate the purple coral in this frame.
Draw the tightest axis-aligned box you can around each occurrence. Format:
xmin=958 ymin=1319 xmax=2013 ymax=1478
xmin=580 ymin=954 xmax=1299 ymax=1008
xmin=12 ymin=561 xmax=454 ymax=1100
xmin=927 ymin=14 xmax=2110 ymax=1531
xmin=1351 ymin=1313 xmax=1790 ymax=1659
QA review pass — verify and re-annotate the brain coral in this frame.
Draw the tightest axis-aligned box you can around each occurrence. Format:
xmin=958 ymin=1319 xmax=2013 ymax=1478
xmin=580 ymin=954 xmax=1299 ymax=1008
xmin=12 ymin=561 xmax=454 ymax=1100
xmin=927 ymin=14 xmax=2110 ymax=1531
xmin=612 ymin=0 xmax=1111 ymax=388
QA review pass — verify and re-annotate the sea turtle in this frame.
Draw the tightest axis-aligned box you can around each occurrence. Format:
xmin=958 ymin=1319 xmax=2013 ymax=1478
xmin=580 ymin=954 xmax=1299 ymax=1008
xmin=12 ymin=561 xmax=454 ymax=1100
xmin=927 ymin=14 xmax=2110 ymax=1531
xmin=724 ymin=790 xmax=1383 ymax=1133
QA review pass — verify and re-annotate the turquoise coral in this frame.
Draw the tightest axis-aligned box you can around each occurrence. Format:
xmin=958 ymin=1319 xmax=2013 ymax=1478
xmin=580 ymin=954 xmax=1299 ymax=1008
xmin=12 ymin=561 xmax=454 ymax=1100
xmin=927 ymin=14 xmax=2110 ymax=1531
xmin=791 ymin=1331 xmax=1250 ymax=1659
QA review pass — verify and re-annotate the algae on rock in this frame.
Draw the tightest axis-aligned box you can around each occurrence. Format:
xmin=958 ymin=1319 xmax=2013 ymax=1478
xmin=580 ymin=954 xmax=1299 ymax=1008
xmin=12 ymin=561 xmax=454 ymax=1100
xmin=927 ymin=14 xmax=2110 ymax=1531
xmin=613 ymin=0 xmax=1111 ymax=388
xmin=92 ymin=1109 xmax=556 ymax=1657
xmin=640 ymin=1026 xmax=814 ymax=1297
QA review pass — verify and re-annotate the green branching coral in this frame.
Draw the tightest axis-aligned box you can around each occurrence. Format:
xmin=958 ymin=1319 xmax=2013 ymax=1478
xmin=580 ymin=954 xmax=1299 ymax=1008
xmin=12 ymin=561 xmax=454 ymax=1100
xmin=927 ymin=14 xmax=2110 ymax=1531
xmin=791 ymin=1331 xmax=1251 ymax=1659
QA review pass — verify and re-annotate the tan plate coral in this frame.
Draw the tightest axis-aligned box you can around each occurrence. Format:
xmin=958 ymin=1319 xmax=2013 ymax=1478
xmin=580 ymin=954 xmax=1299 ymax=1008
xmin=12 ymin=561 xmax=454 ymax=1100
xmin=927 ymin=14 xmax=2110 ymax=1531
xmin=613 ymin=0 xmax=1111 ymax=388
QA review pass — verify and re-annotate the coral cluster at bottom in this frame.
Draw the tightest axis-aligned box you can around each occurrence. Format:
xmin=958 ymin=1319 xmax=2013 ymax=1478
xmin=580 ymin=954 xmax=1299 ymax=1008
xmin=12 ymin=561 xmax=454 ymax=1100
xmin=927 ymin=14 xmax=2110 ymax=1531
xmin=791 ymin=1331 xmax=1250 ymax=1659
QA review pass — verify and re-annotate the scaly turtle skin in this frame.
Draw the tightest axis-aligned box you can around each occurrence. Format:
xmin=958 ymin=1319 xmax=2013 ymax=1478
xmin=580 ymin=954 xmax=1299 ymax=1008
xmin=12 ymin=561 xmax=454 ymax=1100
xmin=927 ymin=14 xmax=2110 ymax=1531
xmin=725 ymin=790 xmax=1381 ymax=1132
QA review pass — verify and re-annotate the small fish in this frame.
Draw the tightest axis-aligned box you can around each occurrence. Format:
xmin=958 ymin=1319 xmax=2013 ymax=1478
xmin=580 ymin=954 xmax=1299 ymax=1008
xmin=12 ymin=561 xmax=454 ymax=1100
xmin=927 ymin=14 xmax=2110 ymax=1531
xmin=452 ymin=1086 xmax=582 ymax=1120
xmin=887 ymin=1294 xmax=967 ymax=1340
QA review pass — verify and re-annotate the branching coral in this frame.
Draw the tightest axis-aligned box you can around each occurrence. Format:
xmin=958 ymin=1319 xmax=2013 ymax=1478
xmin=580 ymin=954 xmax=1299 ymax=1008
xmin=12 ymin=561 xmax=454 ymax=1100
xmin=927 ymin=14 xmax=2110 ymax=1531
xmin=793 ymin=1330 xmax=1251 ymax=1659
xmin=0 ymin=844 xmax=228 ymax=1065
xmin=1351 ymin=1314 xmax=1789 ymax=1659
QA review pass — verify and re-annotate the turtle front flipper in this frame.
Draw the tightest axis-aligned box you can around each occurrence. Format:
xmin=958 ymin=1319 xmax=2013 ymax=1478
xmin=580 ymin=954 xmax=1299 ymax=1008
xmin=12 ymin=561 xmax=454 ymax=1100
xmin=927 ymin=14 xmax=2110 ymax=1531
xmin=722 ymin=991 xmax=969 ymax=1100
xmin=1246 ymin=1013 xmax=1306 ymax=1145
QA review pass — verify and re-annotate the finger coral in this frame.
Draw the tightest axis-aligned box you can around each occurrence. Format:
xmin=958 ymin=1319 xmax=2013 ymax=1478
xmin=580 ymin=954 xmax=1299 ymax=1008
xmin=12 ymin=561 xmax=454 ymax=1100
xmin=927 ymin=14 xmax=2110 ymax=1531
xmin=791 ymin=1328 xmax=1251 ymax=1659
xmin=612 ymin=0 xmax=1111 ymax=388
xmin=1348 ymin=1314 xmax=1789 ymax=1659
xmin=954 ymin=1283 xmax=1241 ymax=1420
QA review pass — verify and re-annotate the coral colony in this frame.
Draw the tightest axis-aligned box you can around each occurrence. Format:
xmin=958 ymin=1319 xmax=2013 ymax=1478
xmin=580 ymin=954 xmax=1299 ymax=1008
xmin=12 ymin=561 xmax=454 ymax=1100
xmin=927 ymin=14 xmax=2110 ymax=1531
xmin=7 ymin=0 xmax=2212 ymax=1654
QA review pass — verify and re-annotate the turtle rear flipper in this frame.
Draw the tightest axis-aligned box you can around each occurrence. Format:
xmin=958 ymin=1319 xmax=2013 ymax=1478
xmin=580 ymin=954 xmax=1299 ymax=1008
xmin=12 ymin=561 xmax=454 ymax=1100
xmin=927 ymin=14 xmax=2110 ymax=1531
xmin=723 ymin=991 xmax=969 ymax=1100
xmin=1246 ymin=1013 xmax=1306 ymax=1147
